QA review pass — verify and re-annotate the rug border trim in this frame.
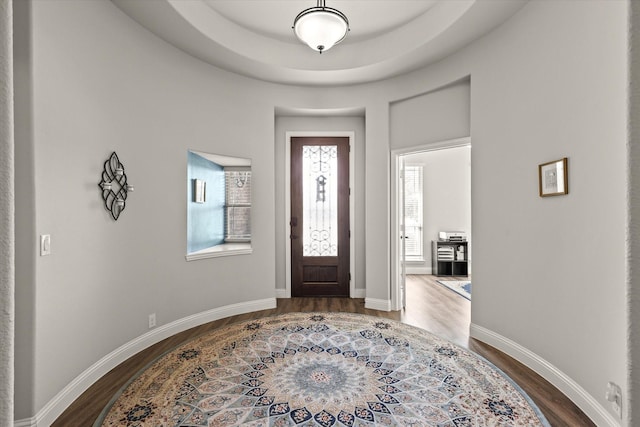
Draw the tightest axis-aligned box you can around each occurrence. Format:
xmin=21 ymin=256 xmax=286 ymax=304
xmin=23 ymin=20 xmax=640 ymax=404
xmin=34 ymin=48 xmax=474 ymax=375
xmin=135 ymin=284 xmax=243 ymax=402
xmin=436 ymin=279 xmax=471 ymax=300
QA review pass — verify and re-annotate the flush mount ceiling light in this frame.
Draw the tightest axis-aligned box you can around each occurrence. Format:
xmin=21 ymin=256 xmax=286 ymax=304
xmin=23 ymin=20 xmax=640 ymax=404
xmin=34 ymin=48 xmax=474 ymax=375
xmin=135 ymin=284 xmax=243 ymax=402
xmin=293 ymin=0 xmax=349 ymax=54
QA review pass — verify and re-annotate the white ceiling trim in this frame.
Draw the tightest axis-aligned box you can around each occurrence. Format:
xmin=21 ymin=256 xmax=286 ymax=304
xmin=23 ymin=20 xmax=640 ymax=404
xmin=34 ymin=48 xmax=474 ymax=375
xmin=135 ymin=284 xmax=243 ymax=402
xmin=112 ymin=0 xmax=528 ymax=86
xmin=166 ymin=0 xmax=473 ymax=71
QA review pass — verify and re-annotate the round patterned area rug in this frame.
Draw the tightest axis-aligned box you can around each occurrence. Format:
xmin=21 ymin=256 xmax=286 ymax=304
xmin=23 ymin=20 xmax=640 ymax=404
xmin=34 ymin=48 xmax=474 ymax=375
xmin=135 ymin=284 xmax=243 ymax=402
xmin=95 ymin=312 xmax=550 ymax=426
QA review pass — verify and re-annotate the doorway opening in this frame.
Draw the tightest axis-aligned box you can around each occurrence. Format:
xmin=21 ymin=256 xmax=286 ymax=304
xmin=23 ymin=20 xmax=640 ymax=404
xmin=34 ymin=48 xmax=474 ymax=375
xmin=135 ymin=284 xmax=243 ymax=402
xmin=391 ymin=137 xmax=471 ymax=314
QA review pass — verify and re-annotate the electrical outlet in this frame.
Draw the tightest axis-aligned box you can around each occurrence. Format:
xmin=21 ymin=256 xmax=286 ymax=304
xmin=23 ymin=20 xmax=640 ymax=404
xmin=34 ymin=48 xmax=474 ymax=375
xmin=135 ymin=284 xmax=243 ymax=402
xmin=605 ymin=381 xmax=622 ymax=419
xmin=148 ymin=313 xmax=156 ymax=329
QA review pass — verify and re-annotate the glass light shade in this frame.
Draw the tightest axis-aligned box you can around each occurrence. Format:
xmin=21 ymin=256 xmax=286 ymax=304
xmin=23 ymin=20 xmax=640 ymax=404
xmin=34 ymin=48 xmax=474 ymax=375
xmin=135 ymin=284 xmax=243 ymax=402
xmin=294 ymin=8 xmax=349 ymax=53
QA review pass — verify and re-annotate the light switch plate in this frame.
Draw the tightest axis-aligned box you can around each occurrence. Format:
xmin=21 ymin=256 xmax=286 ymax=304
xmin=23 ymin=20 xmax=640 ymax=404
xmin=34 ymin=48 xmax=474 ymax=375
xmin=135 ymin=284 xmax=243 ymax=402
xmin=40 ymin=234 xmax=51 ymax=256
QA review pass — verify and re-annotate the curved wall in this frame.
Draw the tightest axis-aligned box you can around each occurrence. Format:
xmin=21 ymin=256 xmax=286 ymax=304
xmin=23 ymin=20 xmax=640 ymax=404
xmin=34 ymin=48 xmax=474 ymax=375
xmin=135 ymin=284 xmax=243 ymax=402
xmin=0 ymin=2 xmax=15 ymax=426
xmin=13 ymin=0 xmax=630 ymax=426
xmin=465 ymin=2 xmax=628 ymax=424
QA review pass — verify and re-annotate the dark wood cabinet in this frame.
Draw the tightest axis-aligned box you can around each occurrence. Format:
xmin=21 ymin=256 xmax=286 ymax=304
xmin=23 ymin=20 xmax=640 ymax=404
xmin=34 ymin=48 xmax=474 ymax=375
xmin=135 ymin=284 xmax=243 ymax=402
xmin=432 ymin=240 xmax=468 ymax=276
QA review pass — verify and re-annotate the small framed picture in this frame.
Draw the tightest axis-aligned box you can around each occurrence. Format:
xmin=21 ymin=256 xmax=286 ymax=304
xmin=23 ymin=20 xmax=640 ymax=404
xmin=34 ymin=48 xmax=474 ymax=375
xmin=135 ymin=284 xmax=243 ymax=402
xmin=193 ymin=179 xmax=206 ymax=203
xmin=539 ymin=157 xmax=568 ymax=197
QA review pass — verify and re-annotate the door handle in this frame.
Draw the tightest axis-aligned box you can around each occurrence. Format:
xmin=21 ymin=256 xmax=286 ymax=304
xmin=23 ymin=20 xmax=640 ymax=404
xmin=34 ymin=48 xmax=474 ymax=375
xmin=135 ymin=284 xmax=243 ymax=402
xmin=290 ymin=235 xmax=299 ymax=240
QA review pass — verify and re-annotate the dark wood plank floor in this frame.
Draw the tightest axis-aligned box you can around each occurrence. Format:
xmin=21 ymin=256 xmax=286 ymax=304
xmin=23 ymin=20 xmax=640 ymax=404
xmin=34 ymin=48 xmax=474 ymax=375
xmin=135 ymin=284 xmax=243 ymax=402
xmin=53 ymin=275 xmax=595 ymax=426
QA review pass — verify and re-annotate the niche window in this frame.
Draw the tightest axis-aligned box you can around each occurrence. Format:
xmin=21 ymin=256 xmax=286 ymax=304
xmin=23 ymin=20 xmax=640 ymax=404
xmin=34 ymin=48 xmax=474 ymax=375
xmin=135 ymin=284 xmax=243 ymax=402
xmin=224 ymin=169 xmax=251 ymax=242
xmin=186 ymin=150 xmax=252 ymax=261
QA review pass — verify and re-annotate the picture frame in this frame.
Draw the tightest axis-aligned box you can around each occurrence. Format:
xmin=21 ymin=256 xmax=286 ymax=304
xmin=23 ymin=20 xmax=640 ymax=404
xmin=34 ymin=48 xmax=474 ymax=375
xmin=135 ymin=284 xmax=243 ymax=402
xmin=193 ymin=179 xmax=206 ymax=203
xmin=539 ymin=157 xmax=568 ymax=197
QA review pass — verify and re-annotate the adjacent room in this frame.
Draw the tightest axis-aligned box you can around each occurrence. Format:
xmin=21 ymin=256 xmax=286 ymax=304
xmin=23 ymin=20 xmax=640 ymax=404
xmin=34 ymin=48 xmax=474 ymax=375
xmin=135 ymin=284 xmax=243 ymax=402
xmin=398 ymin=144 xmax=472 ymax=346
xmin=1 ymin=1 xmax=637 ymax=426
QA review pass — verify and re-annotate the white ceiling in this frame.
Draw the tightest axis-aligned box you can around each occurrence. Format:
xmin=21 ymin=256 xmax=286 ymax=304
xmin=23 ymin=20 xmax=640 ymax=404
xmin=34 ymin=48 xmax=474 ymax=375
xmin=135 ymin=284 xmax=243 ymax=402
xmin=112 ymin=0 xmax=527 ymax=86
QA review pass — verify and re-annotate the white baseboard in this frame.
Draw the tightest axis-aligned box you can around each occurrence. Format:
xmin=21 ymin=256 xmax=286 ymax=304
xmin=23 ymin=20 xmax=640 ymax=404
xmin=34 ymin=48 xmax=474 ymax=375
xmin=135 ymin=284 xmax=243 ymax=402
xmin=365 ymin=298 xmax=391 ymax=312
xmin=21 ymin=298 xmax=277 ymax=427
xmin=14 ymin=418 xmax=35 ymax=427
xmin=405 ymin=266 xmax=432 ymax=275
xmin=352 ymin=288 xmax=366 ymax=298
xmin=275 ymin=288 xmax=288 ymax=298
xmin=469 ymin=323 xmax=620 ymax=427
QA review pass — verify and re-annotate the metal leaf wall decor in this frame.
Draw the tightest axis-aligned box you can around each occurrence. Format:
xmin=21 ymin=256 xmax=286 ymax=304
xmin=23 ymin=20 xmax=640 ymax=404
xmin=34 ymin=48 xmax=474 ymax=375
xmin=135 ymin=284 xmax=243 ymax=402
xmin=98 ymin=152 xmax=134 ymax=220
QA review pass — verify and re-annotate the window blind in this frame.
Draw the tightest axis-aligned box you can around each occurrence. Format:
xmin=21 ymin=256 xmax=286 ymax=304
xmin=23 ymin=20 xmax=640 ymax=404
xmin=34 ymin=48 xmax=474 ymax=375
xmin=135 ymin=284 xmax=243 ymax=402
xmin=224 ymin=170 xmax=251 ymax=242
xmin=404 ymin=165 xmax=423 ymax=258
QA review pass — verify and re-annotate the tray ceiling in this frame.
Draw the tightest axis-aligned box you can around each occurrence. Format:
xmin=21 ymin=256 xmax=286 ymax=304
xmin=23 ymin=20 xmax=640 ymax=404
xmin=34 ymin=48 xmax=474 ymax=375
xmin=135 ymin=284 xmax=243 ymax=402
xmin=112 ymin=0 xmax=527 ymax=86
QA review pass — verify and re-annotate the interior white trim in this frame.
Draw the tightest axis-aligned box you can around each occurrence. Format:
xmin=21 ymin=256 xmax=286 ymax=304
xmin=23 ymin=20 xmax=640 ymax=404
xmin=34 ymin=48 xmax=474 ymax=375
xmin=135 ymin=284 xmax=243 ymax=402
xmin=364 ymin=298 xmax=392 ymax=312
xmin=111 ymin=0 xmax=528 ymax=86
xmin=405 ymin=266 xmax=432 ymax=275
xmin=284 ymin=131 xmax=356 ymax=299
xmin=25 ymin=298 xmax=277 ymax=427
xmin=390 ymin=137 xmax=471 ymax=311
xmin=469 ymin=323 xmax=620 ymax=427
xmin=185 ymin=243 xmax=252 ymax=261
xmin=352 ymin=289 xmax=366 ymax=299
xmin=13 ymin=418 xmax=34 ymax=427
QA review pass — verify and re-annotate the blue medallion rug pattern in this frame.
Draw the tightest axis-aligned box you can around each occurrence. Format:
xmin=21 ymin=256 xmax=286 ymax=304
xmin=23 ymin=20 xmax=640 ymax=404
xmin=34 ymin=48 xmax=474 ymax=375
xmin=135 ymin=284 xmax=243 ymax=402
xmin=96 ymin=312 xmax=549 ymax=426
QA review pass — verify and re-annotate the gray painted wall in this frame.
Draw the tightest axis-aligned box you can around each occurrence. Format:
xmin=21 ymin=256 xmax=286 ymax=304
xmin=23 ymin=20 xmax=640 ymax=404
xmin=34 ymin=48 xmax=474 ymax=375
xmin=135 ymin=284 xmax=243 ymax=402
xmin=17 ymin=0 xmax=281 ymax=416
xmin=13 ymin=0 xmax=36 ymax=421
xmin=390 ymin=81 xmax=471 ymax=149
xmin=0 ymin=1 xmax=14 ymax=426
xmin=628 ymin=1 xmax=639 ymax=425
xmin=468 ymin=1 xmax=628 ymax=423
xmin=11 ymin=0 xmax=631 ymax=425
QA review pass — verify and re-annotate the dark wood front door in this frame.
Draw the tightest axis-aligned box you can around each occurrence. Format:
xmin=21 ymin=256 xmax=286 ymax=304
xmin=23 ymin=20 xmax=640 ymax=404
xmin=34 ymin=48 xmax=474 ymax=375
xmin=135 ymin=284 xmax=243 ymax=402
xmin=291 ymin=137 xmax=350 ymax=297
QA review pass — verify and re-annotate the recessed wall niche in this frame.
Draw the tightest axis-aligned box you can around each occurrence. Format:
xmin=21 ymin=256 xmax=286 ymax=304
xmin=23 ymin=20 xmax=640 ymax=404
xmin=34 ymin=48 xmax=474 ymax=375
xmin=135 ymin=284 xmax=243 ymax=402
xmin=186 ymin=150 xmax=252 ymax=261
